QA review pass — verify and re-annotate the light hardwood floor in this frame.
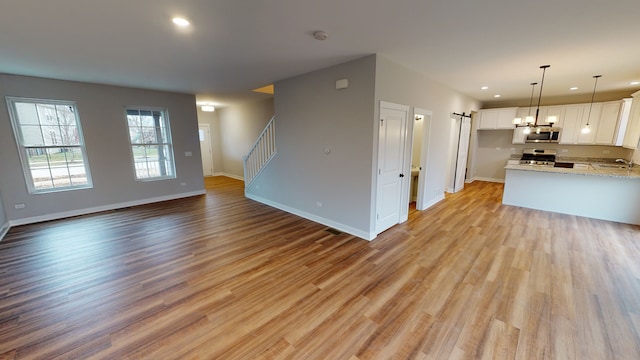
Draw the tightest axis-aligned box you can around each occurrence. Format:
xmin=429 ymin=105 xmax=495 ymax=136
xmin=1 ymin=176 xmax=640 ymax=359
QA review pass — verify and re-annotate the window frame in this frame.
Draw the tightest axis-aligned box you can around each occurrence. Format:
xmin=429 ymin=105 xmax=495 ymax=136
xmin=124 ymin=106 xmax=176 ymax=181
xmin=5 ymin=96 xmax=93 ymax=194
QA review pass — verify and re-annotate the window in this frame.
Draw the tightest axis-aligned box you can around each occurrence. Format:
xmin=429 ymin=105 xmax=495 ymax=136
xmin=6 ymin=97 xmax=92 ymax=193
xmin=125 ymin=108 xmax=175 ymax=180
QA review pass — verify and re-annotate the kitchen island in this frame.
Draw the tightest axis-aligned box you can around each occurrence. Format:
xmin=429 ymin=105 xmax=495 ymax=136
xmin=503 ymin=163 xmax=640 ymax=225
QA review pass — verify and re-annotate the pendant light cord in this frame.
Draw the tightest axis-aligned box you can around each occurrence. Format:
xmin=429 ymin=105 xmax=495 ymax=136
xmin=535 ymin=65 xmax=550 ymax=125
xmin=586 ymin=75 xmax=602 ymax=126
xmin=527 ymin=82 xmax=537 ymax=116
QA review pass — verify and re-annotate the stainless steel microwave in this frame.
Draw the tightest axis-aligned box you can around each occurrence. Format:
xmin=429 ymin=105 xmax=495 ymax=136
xmin=525 ymin=127 xmax=561 ymax=143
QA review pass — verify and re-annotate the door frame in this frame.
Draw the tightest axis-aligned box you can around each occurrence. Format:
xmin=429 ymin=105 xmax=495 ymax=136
xmin=413 ymin=108 xmax=432 ymax=211
xmin=198 ymin=123 xmax=214 ymax=176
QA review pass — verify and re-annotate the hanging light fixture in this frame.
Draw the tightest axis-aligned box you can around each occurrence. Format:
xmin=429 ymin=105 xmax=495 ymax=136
xmin=582 ymin=74 xmax=602 ymax=134
xmin=514 ymin=65 xmax=550 ymax=134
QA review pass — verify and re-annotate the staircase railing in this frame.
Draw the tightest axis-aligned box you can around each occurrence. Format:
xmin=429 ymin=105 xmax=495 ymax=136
xmin=243 ymin=116 xmax=276 ymax=187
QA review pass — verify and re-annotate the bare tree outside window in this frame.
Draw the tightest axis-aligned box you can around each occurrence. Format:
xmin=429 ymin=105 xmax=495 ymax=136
xmin=6 ymin=97 xmax=92 ymax=193
xmin=125 ymin=108 xmax=175 ymax=180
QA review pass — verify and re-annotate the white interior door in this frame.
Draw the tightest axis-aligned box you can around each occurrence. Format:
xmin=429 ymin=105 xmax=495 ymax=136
xmin=376 ymin=102 xmax=408 ymax=234
xmin=198 ymin=124 xmax=214 ymax=176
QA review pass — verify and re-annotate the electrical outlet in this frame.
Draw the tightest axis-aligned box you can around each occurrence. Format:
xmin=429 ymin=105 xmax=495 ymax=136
xmin=316 ymin=202 xmax=322 ymax=207
xmin=14 ymin=203 xmax=25 ymax=209
xmin=180 ymin=182 xmax=186 ymax=186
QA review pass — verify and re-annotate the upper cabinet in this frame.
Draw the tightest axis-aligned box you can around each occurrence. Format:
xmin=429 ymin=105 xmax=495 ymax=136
xmin=622 ymin=92 xmax=640 ymax=149
xmin=560 ymin=101 xmax=620 ymax=145
xmin=477 ymin=108 xmax=517 ymax=130
xmin=480 ymin=99 xmax=631 ymax=147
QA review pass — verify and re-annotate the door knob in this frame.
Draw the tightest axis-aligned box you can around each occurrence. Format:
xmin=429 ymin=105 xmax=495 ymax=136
xmin=399 ymin=173 xmax=405 ymax=178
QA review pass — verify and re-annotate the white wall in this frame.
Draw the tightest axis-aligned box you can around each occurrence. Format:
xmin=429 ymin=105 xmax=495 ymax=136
xmin=0 ymin=74 xmax=205 ymax=225
xmin=472 ymin=130 xmax=634 ymax=182
xmin=374 ymin=55 xmax=481 ymax=216
xmin=246 ymin=55 xmax=377 ymax=239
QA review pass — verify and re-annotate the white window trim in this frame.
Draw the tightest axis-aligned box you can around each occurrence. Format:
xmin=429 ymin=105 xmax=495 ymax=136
xmin=5 ymin=96 xmax=93 ymax=194
xmin=124 ymin=106 xmax=176 ymax=182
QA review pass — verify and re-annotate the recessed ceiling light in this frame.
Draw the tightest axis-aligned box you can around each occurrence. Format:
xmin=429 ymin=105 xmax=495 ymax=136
xmin=481 ymin=86 xmax=489 ymax=90
xmin=201 ymin=105 xmax=215 ymax=112
xmin=172 ymin=17 xmax=190 ymax=27
xmin=631 ymin=81 xmax=640 ymax=86
xmin=493 ymin=94 xmax=501 ymax=98
xmin=570 ymin=87 xmax=578 ymax=90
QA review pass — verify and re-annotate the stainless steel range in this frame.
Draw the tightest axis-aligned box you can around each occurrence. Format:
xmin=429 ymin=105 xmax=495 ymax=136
xmin=520 ymin=149 xmax=556 ymax=166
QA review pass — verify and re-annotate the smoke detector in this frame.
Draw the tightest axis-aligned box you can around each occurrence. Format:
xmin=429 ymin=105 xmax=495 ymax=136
xmin=313 ymin=31 xmax=328 ymax=40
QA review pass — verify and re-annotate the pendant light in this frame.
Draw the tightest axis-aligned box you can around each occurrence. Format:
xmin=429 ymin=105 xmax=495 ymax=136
xmin=514 ymin=65 xmax=550 ymax=134
xmin=582 ymin=75 xmax=602 ymax=134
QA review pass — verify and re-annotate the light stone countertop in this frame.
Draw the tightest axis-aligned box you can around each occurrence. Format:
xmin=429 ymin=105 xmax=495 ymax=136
xmin=505 ymin=162 xmax=640 ymax=179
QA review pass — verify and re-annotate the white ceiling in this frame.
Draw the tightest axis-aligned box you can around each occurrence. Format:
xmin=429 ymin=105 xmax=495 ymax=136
xmin=1 ymin=0 xmax=639 ymax=107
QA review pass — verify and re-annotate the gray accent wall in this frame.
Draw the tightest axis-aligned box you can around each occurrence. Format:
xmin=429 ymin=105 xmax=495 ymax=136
xmin=0 ymin=74 xmax=205 ymax=224
xmin=246 ymin=55 xmax=377 ymax=238
xmin=0 ymin=189 xmax=8 ymax=239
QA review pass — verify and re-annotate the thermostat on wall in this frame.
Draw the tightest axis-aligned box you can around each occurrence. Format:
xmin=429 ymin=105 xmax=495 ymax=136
xmin=336 ymin=79 xmax=349 ymax=90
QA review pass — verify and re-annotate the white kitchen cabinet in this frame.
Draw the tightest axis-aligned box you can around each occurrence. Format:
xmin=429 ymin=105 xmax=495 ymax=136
xmin=615 ymin=98 xmax=633 ymax=146
xmin=512 ymin=127 xmax=527 ymax=144
xmin=623 ymin=92 xmax=640 ymax=149
xmin=577 ymin=103 xmax=602 ymax=144
xmin=545 ymin=105 xmax=565 ymax=127
xmin=477 ymin=108 xmax=517 ymax=129
xmin=559 ymin=104 xmax=587 ymax=144
xmin=557 ymin=102 xmax=619 ymax=145
xmin=595 ymin=101 xmax=622 ymax=145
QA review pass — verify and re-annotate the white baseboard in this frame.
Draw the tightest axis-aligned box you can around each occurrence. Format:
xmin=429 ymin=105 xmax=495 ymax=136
xmin=245 ymin=193 xmax=376 ymax=241
xmin=217 ymin=173 xmax=244 ymax=181
xmin=0 ymin=222 xmax=9 ymax=242
xmin=8 ymin=190 xmax=206 ymax=227
xmin=419 ymin=194 xmax=445 ymax=210
xmin=473 ymin=177 xmax=505 ymax=183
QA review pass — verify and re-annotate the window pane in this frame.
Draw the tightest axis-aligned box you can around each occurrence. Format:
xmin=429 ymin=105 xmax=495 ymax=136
xmin=129 ymin=127 xmax=141 ymax=143
xmin=26 ymin=150 xmax=53 ymax=190
xmin=42 ymin=125 xmax=62 ymax=145
xmin=140 ymin=114 xmax=154 ymax=127
xmin=59 ymin=125 xmax=80 ymax=145
xmin=20 ymin=125 xmax=45 ymax=145
xmin=139 ymin=127 xmax=156 ymax=143
xmin=15 ymin=102 xmax=40 ymax=125
xmin=36 ymin=104 xmax=58 ymax=125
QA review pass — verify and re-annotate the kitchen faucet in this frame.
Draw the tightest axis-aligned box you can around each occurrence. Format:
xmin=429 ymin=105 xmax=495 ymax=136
xmin=616 ymin=158 xmax=633 ymax=168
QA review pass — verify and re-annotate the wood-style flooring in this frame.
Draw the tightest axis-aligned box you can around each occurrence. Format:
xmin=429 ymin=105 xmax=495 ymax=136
xmin=1 ymin=176 xmax=640 ymax=359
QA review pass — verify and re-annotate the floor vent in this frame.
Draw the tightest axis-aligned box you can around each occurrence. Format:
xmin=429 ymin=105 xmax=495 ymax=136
xmin=326 ymin=228 xmax=342 ymax=236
